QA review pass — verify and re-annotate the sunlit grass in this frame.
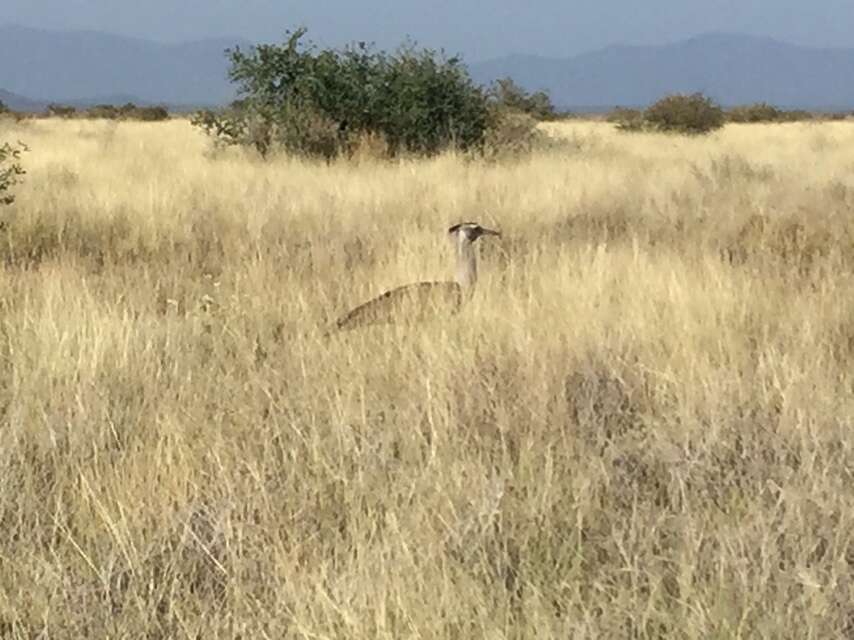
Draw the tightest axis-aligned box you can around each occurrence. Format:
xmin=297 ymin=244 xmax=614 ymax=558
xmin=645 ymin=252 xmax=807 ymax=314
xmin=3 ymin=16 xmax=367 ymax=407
xmin=1 ymin=116 xmax=854 ymax=637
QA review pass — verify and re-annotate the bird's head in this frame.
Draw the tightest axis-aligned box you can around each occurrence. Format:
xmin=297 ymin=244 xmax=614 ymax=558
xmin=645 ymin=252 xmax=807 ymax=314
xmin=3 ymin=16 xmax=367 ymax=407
xmin=448 ymin=222 xmax=501 ymax=244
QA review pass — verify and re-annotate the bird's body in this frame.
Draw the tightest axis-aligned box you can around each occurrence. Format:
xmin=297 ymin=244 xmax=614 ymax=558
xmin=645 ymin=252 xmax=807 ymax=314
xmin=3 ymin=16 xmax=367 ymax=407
xmin=331 ymin=222 xmax=499 ymax=333
xmin=334 ymin=281 xmax=463 ymax=331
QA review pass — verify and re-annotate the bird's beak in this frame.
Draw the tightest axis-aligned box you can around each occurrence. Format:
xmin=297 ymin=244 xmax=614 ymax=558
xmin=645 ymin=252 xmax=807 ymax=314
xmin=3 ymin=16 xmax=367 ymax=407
xmin=481 ymin=227 xmax=501 ymax=237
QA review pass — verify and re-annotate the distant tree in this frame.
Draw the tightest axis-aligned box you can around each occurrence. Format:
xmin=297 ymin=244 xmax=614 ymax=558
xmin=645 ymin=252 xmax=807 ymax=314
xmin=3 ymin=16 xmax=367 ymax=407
xmin=727 ymin=102 xmax=782 ymax=123
xmin=489 ymin=77 xmax=558 ymax=120
xmin=127 ymin=105 xmax=170 ymax=121
xmin=78 ymin=103 xmax=169 ymax=121
xmin=777 ymin=109 xmax=814 ymax=122
xmin=0 ymin=99 xmax=8 ymax=114
xmin=47 ymin=103 xmax=77 ymax=118
xmin=194 ymin=29 xmax=493 ymax=158
xmin=644 ymin=93 xmax=725 ymax=134
xmin=607 ymin=107 xmax=645 ymax=132
xmin=86 ymin=104 xmax=121 ymax=119
xmin=612 ymin=93 xmax=725 ymax=135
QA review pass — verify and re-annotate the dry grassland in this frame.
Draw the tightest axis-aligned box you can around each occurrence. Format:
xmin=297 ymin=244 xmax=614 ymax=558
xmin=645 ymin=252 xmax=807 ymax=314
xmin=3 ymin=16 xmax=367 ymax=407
xmin=1 ymin=116 xmax=854 ymax=638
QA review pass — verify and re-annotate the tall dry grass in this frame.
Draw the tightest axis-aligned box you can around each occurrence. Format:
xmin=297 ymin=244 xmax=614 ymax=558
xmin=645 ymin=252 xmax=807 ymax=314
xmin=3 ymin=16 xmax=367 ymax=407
xmin=1 ymin=116 xmax=854 ymax=637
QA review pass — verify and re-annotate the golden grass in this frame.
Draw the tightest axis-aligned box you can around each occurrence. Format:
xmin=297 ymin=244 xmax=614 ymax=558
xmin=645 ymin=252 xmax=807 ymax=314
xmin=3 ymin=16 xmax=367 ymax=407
xmin=2 ymin=116 xmax=854 ymax=637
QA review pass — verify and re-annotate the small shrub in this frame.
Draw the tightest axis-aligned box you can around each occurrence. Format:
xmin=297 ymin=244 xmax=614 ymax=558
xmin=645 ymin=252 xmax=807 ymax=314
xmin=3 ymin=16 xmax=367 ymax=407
xmin=0 ymin=100 xmax=8 ymax=114
xmin=46 ymin=104 xmax=77 ymax=119
xmin=0 ymin=141 xmax=26 ymax=206
xmin=728 ymin=102 xmax=782 ymax=123
xmin=607 ymin=107 xmax=645 ymax=132
xmin=128 ymin=105 xmax=170 ymax=121
xmin=643 ymin=93 xmax=725 ymax=135
xmin=727 ymin=103 xmax=817 ymax=123
xmin=79 ymin=103 xmax=169 ymax=122
xmin=190 ymin=107 xmax=253 ymax=152
xmin=489 ymin=77 xmax=558 ymax=121
xmin=780 ymin=109 xmax=814 ymax=122
xmin=85 ymin=104 xmax=121 ymax=119
xmin=483 ymin=110 xmax=541 ymax=157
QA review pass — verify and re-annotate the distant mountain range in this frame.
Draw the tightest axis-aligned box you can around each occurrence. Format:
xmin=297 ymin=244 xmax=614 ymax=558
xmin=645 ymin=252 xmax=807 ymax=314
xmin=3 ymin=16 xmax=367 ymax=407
xmin=0 ymin=87 xmax=172 ymax=112
xmin=2 ymin=25 xmax=853 ymax=112
xmin=0 ymin=24 xmax=248 ymax=109
xmin=469 ymin=32 xmax=854 ymax=110
xmin=0 ymin=88 xmax=45 ymax=112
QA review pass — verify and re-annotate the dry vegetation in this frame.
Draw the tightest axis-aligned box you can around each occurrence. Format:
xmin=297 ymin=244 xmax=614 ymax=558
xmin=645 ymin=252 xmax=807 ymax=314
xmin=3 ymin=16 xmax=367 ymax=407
xmin=2 ymin=116 xmax=854 ymax=638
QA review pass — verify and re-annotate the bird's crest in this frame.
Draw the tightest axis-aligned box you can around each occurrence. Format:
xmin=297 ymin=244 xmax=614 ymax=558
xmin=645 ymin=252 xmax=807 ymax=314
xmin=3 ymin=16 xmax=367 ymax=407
xmin=448 ymin=221 xmax=501 ymax=240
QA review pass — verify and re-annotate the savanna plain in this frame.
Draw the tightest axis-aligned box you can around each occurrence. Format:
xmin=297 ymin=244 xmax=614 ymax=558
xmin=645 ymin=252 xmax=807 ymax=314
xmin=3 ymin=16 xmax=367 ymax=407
xmin=2 ymin=116 xmax=854 ymax=638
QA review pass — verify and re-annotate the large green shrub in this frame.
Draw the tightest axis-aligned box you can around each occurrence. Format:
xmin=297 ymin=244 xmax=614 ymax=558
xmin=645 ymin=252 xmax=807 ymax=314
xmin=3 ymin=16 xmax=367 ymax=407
xmin=610 ymin=94 xmax=724 ymax=135
xmin=643 ymin=93 xmax=725 ymax=134
xmin=644 ymin=93 xmax=726 ymax=134
xmin=195 ymin=29 xmax=492 ymax=158
xmin=0 ymin=141 xmax=26 ymax=206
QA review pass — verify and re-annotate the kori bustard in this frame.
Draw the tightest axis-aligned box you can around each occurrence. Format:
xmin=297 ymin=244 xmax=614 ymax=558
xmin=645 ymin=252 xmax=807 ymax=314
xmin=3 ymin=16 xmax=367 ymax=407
xmin=332 ymin=222 xmax=501 ymax=332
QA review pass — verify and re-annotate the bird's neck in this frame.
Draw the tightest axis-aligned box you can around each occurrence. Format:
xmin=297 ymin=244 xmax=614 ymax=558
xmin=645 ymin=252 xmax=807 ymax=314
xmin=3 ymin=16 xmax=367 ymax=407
xmin=456 ymin=239 xmax=478 ymax=289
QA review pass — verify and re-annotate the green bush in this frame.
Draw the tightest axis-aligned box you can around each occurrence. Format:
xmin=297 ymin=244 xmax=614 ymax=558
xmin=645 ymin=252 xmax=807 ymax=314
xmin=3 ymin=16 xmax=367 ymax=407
xmin=607 ymin=107 xmax=645 ymax=132
xmin=46 ymin=104 xmax=77 ymax=118
xmin=85 ymin=104 xmax=121 ymax=119
xmin=80 ymin=103 xmax=169 ymax=121
xmin=489 ymin=77 xmax=558 ymax=120
xmin=483 ymin=110 xmax=542 ymax=157
xmin=272 ymin=106 xmax=341 ymax=159
xmin=191 ymin=107 xmax=250 ymax=148
xmin=0 ymin=141 xmax=26 ymax=206
xmin=727 ymin=103 xmax=816 ymax=123
xmin=780 ymin=109 xmax=814 ymax=122
xmin=129 ymin=105 xmax=170 ymax=121
xmin=195 ymin=29 xmax=492 ymax=159
xmin=727 ymin=102 xmax=781 ymax=123
xmin=825 ymin=111 xmax=849 ymax=121
xmin=643 ymin=93 xmax=725 ymax=134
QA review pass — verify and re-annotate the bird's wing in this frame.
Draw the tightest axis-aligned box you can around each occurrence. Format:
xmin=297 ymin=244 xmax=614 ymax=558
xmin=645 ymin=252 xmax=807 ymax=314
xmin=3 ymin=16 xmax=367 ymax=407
xmin=334 ymin=281 xmax=463 ymax=332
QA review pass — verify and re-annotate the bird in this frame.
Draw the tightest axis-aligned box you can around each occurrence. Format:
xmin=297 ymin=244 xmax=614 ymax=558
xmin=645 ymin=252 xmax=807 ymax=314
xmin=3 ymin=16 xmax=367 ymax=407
xmin=331 ymin=222 xmax=501 ymax=332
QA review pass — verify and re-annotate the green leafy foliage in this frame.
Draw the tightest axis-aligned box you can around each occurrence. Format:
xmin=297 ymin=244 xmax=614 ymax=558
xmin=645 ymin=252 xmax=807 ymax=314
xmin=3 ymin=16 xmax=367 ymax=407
xmin=190 ymin=106 xmax=249 ymax=147
xmin=0 ymin=141 xmax=26 ymax=206
xmin=47 ymin=104 xmax=77 ymax=118
xmin=483 ymin=110 xmax=543 ymax=158
xmin=607 ymin=107 xmax=645 ymax=132
xmin=727 ymin=103 xmax=815 ymax=123
xmin=644 ymin=93 xmax=725 ymax=134
xmin=727 ymin=102 xmax=782 ymax=123
xmin=195 ymin=29 xmax=492 ymax=158
xmin=79 ymin=103 xmax=170 ymax=121
xmin=489 ymin=77 xmax=558 ymax=120
xmin=611 ymin=93 xmax=725 ymax=135
xmin=130 ymin=105 xmax=170 ymax=121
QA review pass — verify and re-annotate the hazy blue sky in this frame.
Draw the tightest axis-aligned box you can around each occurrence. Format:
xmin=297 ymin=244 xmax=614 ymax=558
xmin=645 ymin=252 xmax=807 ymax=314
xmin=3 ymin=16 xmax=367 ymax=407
xmin=5 ymin=0 xmax=854 ymax=60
